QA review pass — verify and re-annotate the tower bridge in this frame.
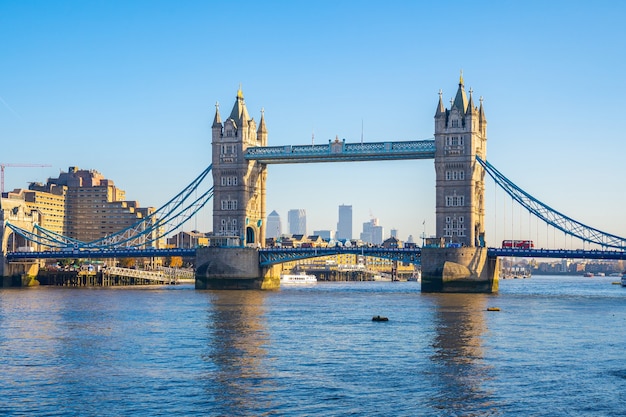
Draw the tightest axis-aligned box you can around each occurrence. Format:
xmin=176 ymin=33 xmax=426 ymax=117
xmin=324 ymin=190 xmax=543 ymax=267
xmin=3 ymin=75 xmax=625 ymax=291
xmin=200 ymin=75 xmax=492 ymax=291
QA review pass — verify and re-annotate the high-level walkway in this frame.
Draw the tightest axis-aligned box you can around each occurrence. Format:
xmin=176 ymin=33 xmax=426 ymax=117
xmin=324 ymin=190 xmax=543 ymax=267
xmin=245 ymin=138 xmax=435 ymax=163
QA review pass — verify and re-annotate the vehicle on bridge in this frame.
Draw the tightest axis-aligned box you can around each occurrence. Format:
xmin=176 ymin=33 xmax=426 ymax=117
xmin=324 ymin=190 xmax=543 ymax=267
xmin=502 ymin=240 xmax=534 ymax=249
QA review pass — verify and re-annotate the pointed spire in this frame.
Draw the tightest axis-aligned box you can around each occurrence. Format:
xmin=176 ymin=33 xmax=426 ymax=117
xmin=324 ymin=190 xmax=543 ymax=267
xmin=212 ymin=101 xmax=222 ymax=128
xmin=452 ymin=71 xmax=468 ymax=112
xmin=466 ymin=87 xmax=477 ymax=115
xmin=435 ymin=89 xmax=446 ymax=116
xmin=229 ymin=86 xmax=250 ymax=126
xmin=479 ymin=96 xmax=487 ymax=124
xmin=257 ymin=108 xmax=267 ymax=134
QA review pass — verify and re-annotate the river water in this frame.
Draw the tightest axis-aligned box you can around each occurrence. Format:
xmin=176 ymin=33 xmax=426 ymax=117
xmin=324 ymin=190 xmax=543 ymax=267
xmin=1 ymin=275 xmax=625 ymax=416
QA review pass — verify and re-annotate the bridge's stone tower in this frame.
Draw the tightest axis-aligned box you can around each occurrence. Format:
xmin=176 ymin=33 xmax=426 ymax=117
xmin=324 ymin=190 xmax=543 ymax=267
xmin=1 ymin=199 xmax=41 ymax=286
xmin=211 ymin=88 xmax=267 ymax=247
xmin=434 ymin=73 xmax=487 ymax=247
xmin=197 ymin=88 xmax=278 ymax=290
xmin=422 ymin=74 xmax=498 ymax=293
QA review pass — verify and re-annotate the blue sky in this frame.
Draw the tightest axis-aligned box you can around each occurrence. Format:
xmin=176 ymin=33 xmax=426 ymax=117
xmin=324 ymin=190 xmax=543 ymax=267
xmin=1 ymin=0 xmax=625 ymax=247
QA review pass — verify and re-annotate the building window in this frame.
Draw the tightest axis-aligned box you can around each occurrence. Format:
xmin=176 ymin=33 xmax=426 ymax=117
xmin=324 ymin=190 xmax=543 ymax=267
xmin=221 ymin=200 xmax=238 ymax=210
xmin=445 ymin=170 xmax=465 ymax=181
xmin=220 ymin=176 xmax=238 ymax=186
xmin=445 ymin=196 xmax=465 ymax=207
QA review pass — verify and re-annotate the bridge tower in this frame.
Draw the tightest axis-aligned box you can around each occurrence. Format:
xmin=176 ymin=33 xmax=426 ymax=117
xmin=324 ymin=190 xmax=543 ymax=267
xmin=422 ymin=74 xmax=498 ymax=292
xmin=0 ymin=199 xmax=41 ymax=286
xmin=211 ymin=88 xmax=268 ymax=247
xmin=197 ymin=88 xmax=277 ymax=290
xmin=434 ymin=73 xmax=487 ymax=246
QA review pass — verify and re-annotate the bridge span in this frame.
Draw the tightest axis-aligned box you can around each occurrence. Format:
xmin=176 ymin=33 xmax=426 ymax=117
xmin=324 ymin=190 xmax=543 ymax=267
xmin=7 ymin=246 xmax=626 ymax=263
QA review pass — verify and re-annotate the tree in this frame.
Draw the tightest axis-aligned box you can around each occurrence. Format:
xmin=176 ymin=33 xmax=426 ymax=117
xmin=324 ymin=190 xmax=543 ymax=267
xmin=120 ymin=258 xmax=136 ymax=268
xmin=168 ymin=256 xmax=183 ymax=268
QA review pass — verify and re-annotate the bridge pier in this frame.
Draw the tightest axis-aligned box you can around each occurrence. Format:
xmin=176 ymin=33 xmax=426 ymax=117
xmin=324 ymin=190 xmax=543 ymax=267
xmin=421 ymin=247 xmax=499 ymax=293
xmin=0 ymin=255 xmax=41 ymax=287
xmin=195 ymin=247 xmax=280 ymax=290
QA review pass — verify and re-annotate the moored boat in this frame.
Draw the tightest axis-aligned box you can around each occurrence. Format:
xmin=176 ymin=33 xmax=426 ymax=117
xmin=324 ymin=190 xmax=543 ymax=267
xmin=280 ymin=273 xmax=317 ymax=284
xmin=621 ymin=274 xmax=626 ymax=287
xmin=407 ymin=270 xmax=421 ymax=282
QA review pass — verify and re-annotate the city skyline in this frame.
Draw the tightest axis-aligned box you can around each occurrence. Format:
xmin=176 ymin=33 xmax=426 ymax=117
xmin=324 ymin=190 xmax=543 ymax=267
xmin=1 ymin=1 xmax=625 ymax=248
xmin=268 ymin=207 xmax=406 ymax=243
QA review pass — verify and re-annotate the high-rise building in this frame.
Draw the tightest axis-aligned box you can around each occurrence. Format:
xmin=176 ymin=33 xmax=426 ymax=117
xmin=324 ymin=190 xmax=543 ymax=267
xmin=313 ymin=230 xmax=333 ymax=241
xmin=6 ymin=166 xmax=159 ymax=248
xmin=7 ymin=183 xmax=66 ymax=235
xmin=360 ymin=218 xmax=384 ymax=245
xmin=287 ymin=209 xmax=306 ymax=235
xmin=266 ymin=210 xmax=282 ymax=238
xmin=336 ymin=204 xmax=352 ymax=241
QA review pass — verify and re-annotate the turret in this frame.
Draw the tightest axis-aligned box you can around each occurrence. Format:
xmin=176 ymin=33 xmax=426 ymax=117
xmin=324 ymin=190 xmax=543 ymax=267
xmin=257 ymin=108 xmax=268 ymax=146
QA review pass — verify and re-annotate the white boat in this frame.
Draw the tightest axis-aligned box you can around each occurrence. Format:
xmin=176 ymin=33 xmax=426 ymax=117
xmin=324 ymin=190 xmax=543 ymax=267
xmin=407 ymin=270 xmax=422 ymax=282
xmin=280 ymin=273 xmax=317 ymax=284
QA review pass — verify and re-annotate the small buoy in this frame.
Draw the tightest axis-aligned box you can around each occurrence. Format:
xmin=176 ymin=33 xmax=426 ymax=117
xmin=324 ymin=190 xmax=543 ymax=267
xmin=486 ymin=307 xmax=500 ymax=312
xmin=372 ymin=315 xmax=389 ymax=321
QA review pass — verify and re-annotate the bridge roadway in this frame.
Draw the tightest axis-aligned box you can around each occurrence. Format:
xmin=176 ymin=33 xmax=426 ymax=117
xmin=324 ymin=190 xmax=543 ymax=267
xmin=6 ymin=247 xmax=626 ymax=263
xmin=5 ymin=247 xmax=196 ymax=260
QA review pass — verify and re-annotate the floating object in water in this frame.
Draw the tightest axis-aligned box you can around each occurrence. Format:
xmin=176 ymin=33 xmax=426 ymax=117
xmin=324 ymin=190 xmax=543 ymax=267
xmin=486 ymin=307 xmax=501 ymax=312
xmin=372 ymin=315 xmax=389 ymax=322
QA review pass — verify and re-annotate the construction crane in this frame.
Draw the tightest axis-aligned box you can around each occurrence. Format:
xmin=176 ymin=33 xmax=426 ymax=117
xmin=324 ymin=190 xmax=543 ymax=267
xmin=0 ymin=163 xmax=52 ymax=194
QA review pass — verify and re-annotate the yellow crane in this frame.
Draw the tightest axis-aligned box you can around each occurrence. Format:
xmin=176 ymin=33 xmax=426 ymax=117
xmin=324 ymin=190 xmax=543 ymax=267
xmin=0 ymin=163 xmax=52 ymax=194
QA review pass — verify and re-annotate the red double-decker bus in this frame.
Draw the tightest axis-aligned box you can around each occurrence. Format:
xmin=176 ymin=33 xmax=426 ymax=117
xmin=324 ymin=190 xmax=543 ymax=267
xmin=502 ymin=240 xmax=534 ymax=249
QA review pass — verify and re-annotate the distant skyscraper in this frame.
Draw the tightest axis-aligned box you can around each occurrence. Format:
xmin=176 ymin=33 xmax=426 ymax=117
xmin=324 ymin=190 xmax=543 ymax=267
xmin=390 ymin=228 xmax=398 ymax=239
xmin=337 ymin=204 xmax=352 ymax=241
xmin=314 ymin=230 xmax=333 ymax=241
xmin=360 ymin=218 xmax=383 ymax=245
xmin=266 ymin=210 xmax=282 ymax=239
xmin=288 ymin=209 xmax=307 ymax=235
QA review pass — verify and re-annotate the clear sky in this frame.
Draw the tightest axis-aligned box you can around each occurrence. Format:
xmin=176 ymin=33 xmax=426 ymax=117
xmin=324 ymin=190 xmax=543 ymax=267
xmin=1 ymin=0 xmax=625 ymax=248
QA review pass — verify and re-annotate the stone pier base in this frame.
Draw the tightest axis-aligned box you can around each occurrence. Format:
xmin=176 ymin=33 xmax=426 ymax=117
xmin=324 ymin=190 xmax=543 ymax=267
xmin=194 ymin=247 xmax=280 ymax=290
xmin=1 ymin=256 xmax=41 ymax=287
xmin=421 ymin=247 xmax=499 ymax=293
